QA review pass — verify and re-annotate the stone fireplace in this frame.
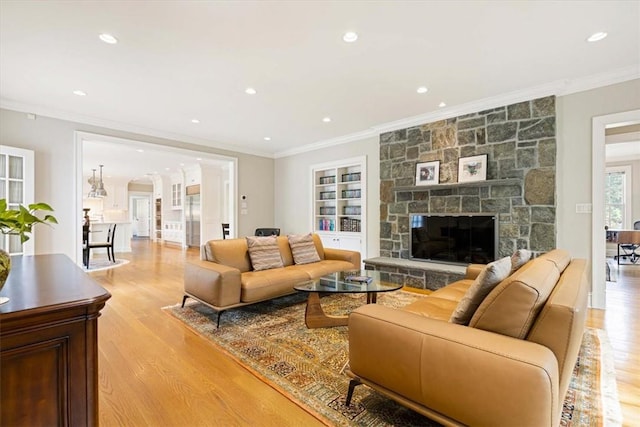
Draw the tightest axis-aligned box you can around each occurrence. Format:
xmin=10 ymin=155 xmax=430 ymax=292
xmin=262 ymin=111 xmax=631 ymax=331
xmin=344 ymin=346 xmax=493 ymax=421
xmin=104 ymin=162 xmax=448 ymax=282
xmin=373 ymin=96 xmax=557 ymax=288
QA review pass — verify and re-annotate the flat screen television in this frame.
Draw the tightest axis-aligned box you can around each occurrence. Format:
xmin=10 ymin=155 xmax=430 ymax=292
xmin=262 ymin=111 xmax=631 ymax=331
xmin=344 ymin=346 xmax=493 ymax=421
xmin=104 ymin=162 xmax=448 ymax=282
xmin=410 ymin=213 xmax=498 ymax=265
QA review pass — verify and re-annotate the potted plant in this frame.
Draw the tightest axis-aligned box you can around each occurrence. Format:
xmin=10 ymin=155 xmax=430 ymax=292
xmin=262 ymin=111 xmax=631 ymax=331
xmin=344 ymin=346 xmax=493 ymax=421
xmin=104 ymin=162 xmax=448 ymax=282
xmin=0 ymin=199 xmax=58 ymax=296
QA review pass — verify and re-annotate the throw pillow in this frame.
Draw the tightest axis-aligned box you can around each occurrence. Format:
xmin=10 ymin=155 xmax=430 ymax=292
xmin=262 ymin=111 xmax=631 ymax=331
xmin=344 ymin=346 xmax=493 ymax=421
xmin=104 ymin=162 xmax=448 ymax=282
xmin=449 ymin=256 xmax=512 ymax=325
xmin=246 ymin=236 xmax=284 ymax=271
xmin=287 ymin=233 xmax=321 ymax=265
xmin=511 ymin=248 xmax=532 ymax=274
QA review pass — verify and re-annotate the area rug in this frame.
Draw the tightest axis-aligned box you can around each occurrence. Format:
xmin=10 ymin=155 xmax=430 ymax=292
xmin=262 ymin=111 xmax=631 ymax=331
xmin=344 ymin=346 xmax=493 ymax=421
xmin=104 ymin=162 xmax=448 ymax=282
xmin=85 ymin=258 xmax=129 ymax=272
xmin=164 ymin=291 xmax=621 ymax=426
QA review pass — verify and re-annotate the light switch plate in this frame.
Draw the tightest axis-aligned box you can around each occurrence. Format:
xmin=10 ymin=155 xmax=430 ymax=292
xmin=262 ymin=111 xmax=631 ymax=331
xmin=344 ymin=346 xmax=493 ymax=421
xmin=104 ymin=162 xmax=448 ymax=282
xmin=575 ymin=203 xmax=592 ymax=213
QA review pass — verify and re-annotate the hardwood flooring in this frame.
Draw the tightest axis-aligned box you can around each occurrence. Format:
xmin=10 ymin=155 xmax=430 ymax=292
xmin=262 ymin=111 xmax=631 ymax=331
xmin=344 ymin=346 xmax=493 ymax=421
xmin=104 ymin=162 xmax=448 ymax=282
xmin=92 ymin=241 xmax=639 ymax=426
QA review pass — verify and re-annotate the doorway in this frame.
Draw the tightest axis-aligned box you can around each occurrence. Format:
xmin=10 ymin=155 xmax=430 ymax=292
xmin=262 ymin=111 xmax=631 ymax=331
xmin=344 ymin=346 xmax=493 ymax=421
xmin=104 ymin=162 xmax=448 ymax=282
xmin=74 ymin=131 xmax=238 ymax=266
xmin=591 ymin=109 xmax=640 ymax=309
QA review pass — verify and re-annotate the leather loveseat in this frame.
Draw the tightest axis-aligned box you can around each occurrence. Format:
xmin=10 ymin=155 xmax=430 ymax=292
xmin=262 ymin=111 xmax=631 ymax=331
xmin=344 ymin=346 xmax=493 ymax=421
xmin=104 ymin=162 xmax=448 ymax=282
xmin=346 ymin=249 xmax=588 ymax=426
xmin=183 ymin=233 xmax=360 ymax=326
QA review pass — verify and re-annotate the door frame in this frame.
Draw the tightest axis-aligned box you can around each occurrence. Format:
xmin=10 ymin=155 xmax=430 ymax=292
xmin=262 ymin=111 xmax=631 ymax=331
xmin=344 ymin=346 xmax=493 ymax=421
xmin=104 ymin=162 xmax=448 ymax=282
xmin=129 ymin=192 xmax=152 ymax=238
xmin=591 ymin=109 xmax=640 ymax=309
xmin=74 ymin=131 xmax=238 ymax=266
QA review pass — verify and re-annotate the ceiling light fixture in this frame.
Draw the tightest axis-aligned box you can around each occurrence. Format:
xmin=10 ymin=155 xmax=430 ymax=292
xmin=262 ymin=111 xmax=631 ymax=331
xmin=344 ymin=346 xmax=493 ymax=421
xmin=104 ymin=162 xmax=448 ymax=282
xmin=343 ymin=32 xmax=358 ymax=43
xmin=438 ymin=101 xmax=447 ymax=108
xmin=322 ymin=117 xmax=331 ymax=123
xmin=587 ymin=31 xmax=607 ymax=42
xmin=99 ymin=33 xmax=118 ymax=44
xmin=136 ymin=149 xmax=144 ymax=153
xmin=87 ymin=165 xmax=108 ymax=198
xmin=264 ymin=137 xmax=271 ymax=141
xmin=191 ymin=119 xmax=200 ymax=124
xmin=417 ymin=86 xmax=428 ymax=94
xmin=73 ymin=90 xmax=87 ymax=96
xmin=245 ymin=87 xmax=257 ymax=95
xmin=196 ymin=157 xmax=202 ymax=161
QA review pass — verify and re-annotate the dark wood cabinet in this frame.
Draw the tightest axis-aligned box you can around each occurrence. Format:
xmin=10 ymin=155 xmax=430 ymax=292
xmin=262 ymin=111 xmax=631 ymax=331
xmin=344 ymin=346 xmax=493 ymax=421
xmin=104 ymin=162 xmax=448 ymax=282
xmin=0 ymin=254 xmax=111 ymax=426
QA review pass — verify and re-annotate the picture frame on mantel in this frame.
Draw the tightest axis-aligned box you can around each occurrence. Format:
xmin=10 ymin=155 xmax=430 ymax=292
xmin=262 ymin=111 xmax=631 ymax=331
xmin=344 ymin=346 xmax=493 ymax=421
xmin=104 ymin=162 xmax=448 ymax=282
xmin=458 ymin=154 xmax=487 ymax=183
xmin=415 ymin=161 xmax=440 ymax=186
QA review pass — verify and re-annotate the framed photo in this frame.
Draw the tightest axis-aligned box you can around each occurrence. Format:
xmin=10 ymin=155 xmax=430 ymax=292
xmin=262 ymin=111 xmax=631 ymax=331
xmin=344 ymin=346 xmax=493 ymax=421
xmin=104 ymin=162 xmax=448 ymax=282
xmin=415 ymin=161 xmax=440 ymax=186
xmin=458 ymin=154 xmax=487 ymax=183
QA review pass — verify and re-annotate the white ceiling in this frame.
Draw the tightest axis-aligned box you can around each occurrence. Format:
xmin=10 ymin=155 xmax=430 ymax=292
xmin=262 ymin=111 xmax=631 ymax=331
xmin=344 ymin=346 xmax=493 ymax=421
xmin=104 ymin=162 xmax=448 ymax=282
xmin=83 ymin=138 xmax=231 ymax=184
xmin=1 ymin=1 xmax=639 ymax=159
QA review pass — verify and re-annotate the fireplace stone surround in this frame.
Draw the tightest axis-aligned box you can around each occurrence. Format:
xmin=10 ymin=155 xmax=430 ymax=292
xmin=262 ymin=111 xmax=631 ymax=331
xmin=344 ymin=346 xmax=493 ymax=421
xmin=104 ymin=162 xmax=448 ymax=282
xmin=372 ymin=96 xmax=557 ymax=289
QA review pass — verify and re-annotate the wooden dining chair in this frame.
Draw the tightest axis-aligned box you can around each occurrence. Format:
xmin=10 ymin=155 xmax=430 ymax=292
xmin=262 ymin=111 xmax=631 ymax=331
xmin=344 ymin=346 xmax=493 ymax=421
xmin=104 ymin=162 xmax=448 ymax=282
xmin=221 ymin=223 xmax=230 ymax=239
xmin=86 ymin=224 xmax=117 ymax=268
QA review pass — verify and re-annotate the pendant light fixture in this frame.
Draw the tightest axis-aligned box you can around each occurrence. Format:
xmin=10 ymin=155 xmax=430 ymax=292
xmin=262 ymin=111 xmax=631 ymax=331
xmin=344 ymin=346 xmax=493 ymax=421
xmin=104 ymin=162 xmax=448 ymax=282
xmin=88 ymin=168 xmax=98 ymax=198
xmin=87 ymin=165 xmax=108 ymax=198
xmin=95 ymin=165 xmax=108 ymax=197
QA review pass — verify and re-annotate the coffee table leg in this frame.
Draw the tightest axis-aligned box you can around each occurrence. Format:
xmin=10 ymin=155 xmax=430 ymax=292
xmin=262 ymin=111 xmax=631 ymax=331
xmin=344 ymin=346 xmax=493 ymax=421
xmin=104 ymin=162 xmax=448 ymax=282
xmin=366 ymin=292 xmax=378 ymax=304
xmin=304 ymin=292 xmax=349 ymax=328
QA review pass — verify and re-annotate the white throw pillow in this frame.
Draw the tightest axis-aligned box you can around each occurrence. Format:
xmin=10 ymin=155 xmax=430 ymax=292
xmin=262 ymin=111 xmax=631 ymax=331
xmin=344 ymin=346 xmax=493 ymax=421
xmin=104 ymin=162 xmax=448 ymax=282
xmin=450 ymin=256 xmax=512 ymax=325
xmin=511 ymin=248 xmax=532 ymax=274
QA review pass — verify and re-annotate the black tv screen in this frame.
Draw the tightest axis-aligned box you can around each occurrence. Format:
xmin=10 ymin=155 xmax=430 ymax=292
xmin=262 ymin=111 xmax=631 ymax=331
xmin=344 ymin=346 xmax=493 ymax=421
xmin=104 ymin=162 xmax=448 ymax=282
xmin=410 ymin=214 xmax=498 ymax=265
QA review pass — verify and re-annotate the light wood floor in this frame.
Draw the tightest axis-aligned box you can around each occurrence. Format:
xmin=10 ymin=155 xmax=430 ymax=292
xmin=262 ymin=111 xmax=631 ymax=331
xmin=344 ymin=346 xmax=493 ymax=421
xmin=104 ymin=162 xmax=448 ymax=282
xmin=91 ymin=240 xmax=639 ymax=426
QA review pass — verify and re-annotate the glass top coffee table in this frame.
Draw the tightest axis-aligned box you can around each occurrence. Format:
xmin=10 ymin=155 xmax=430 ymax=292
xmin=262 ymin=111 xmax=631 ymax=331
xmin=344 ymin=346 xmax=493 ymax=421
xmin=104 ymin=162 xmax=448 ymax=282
xmin=294 ymin=270 xmax=402 ymax=328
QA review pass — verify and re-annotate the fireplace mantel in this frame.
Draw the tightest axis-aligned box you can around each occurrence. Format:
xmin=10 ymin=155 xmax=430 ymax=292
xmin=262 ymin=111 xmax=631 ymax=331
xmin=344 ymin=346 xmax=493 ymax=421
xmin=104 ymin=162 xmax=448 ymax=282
xmin=393 ymin=178 xmax=521 ymax=192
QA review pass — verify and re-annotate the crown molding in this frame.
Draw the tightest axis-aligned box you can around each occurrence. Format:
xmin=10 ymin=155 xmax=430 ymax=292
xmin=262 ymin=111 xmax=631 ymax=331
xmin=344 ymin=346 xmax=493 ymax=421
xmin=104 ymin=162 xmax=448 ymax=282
xmin=273 ymin=129 xmax=377 ymax=158
xmin=0 ymin=99 xmax=274 ymax=159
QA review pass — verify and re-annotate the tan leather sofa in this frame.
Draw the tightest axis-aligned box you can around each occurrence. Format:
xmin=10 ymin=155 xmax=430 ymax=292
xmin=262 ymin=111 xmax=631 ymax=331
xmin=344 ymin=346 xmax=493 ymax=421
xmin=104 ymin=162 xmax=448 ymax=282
xmin=346 ymin=249 xmax=588 ymax=427
xmin=183 ymin=234 xmax=360 ymax=326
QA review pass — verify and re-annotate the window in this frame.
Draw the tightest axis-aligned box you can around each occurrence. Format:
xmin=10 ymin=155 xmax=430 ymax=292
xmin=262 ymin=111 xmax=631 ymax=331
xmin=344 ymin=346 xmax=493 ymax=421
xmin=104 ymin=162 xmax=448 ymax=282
xmin=0 ymin=146 xmax=35 ymax=255
xmin=605 ymin=165 xmax=632 ymax=229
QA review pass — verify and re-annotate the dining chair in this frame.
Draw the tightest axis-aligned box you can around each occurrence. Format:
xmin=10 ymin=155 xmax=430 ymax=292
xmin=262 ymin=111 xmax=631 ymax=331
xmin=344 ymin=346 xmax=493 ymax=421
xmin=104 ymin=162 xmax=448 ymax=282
xmin=221 ymin=223 xmax=230 ymax=239
xmin=86 ymin=224 xmax=117 ymax=268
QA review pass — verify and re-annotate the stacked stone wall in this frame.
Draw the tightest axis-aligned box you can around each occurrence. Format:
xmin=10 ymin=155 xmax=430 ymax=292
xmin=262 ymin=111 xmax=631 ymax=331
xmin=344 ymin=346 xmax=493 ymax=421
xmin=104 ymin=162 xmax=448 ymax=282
xmin=380 ymin=96 xmax=557 ymax=262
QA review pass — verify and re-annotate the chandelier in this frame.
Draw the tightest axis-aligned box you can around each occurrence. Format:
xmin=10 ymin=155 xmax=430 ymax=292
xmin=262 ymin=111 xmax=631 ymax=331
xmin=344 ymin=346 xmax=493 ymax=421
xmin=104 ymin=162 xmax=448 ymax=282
xmin=87 ymin=165 xmax=108 ymax=198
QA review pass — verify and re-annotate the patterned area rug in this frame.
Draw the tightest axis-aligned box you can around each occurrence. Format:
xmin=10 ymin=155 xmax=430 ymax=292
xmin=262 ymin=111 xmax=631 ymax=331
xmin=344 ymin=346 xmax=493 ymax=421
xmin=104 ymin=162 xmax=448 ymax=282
xmin=164 ymin=291 xmax=621 ymax=426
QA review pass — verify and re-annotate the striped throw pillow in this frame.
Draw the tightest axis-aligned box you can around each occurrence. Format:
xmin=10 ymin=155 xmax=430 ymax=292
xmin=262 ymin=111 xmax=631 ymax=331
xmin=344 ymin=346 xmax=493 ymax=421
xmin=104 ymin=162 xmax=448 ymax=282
xmin=287 ymin=233 xmax=321 ymax=265
xmin=246 ymin=236 xmax=284 ymax=271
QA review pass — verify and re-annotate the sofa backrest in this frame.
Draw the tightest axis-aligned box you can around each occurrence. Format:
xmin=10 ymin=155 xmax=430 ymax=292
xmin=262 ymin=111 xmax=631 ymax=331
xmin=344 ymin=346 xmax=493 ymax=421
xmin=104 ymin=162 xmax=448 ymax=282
xmin=469 ymin=249 xmax=570 ymax=339
xmin=203 ymin=234 xmax=326 ymax=272
xmin=526 ymin=258 xmax=589 ymax=403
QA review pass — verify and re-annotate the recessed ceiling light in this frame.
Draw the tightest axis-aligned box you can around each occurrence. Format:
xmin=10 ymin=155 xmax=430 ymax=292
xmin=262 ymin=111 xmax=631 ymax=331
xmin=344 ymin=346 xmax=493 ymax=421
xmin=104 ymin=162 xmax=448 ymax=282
xmin=322 ymin=117 xmax=331 ymax=123
xmin=417 ymin=86 xmax=428 ymax=94
xmin=136 ymin=149 xmax=144 ymax=153
xmin=73 ymin=90 xmax=87 ymax=96
xmin=587 ymin=32 xmax=608 ymax=42
xmin=196 ymin=157 xmax=202 ymax=161
xmin=99 ymin=33 xmax=118 ymax=44
xmin=438 ymin=101 xmax=447 ymax=108
xmin=165 ymin=167 xmax=170 ymax=171
xmin=245 ymin=87 xmax=257 ymax=95
xmin=191 ymin=119 xmax=200 ymax=124
xmin=180 ymin=163 xmax=185 ymax=166
xmin=264 ymin=137 xmax=271 ymax=141
xmin=343 ymin=32 xmax=358 ymax=43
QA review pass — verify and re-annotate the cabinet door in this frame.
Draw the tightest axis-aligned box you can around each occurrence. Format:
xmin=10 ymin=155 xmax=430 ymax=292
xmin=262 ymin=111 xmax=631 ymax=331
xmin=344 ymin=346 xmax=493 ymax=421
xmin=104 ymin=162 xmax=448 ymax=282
xmin=337 ymin=236 xmax=361 ymax=252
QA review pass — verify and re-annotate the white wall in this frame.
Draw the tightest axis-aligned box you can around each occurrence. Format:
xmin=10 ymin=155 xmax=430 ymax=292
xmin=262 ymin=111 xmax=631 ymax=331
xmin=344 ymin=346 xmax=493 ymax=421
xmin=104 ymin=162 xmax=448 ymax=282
xmin=0 ymin=108 xmax=275 ymax=259
xmin=274 ymin=135 xmax=380 ymax=259
xmin=556 ymin=79 xmax=640 ymax=260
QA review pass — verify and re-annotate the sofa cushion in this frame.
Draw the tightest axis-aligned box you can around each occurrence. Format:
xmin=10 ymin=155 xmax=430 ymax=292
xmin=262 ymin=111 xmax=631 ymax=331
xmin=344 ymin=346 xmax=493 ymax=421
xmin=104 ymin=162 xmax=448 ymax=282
xmin=402 ymin=296 xmax=460 ymax=321
xmin=511 ymin=249 xmax=532 ymax=273
xmin=429 ymin=279 xmax=474 ymax=302
xmin=246 ymin=236 xmax=284 ymax=271
xmin=207 ymin=238 xmax=252 ymax=273
xmin=288 ymin=259 xmax=356 ymax=278
xmin=288 ymin=233 xmax=321 ymax=264
xmin=449 ymin=256 xmax=512 ymax=325
xmin=537 ymin=248 xmax=571 ymax=272
xmin=241 ymin=268 xmax=309 ymax=302
xmin=469 ymin=256 xmax=560 ymax=339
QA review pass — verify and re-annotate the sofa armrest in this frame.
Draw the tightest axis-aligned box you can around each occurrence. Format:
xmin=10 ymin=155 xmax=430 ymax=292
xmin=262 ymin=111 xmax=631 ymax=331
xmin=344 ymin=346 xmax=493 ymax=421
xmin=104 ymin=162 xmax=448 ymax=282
xmin=184 ymin=260 xmax=242 ymax=308
xmin=464 ymin=263 xmax=485 ymax=279
xmin=323 ymin=248 xmax=361 ymax=270
xmin=348 ymin=304 xmax=559 ymax=426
